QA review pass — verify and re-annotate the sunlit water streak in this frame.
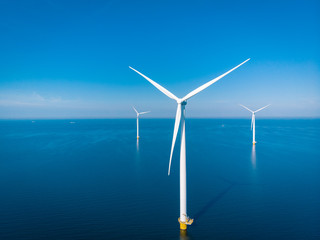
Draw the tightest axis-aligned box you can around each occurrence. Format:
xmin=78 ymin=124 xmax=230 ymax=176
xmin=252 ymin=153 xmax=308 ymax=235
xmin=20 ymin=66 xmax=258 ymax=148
xmin=0 ymin=119 xmax=319 ymax=240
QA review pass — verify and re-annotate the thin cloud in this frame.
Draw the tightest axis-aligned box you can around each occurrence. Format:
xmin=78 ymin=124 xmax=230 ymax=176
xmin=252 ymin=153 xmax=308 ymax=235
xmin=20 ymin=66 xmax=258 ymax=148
xmin=0 ymin=92 xmax=78 ymax=107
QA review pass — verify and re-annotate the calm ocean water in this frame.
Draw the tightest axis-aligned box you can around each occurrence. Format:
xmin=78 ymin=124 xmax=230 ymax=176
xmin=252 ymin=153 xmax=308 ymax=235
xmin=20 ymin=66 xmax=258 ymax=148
xmin=0 ymin=119 xmax=319 ymax=240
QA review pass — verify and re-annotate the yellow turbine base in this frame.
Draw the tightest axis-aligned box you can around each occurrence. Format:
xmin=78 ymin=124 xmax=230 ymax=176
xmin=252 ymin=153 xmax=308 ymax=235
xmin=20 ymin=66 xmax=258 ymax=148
xmin=178 ymin=217 xmax=193 ymax=230
xmin=180 ymin=222 xmax=187 ymax=230
xmin=253 ymin=142 xmax=256 ymax=145
xmin=137 ymin=136 xmax=139 ymax=139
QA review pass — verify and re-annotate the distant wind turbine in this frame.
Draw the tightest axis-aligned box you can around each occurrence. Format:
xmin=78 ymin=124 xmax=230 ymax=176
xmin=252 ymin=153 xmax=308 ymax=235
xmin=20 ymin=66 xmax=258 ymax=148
xmin=130 ymin=58 xmax=250 ymax=230
xmin=133 ymin=106 xmax=150 ymax=139
xmin=240 ymin=104 xmax=270 ymax=145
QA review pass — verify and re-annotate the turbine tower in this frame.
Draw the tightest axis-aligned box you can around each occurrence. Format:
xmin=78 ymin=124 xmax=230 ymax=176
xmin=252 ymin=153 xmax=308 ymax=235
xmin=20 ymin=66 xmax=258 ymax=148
xmin=130 ymin=58 xmax=250 ymax=230
xmin=240 ymin=104 xmax=270 ymax=145
xmin=133 ymin=106 xmax=150 ymax=139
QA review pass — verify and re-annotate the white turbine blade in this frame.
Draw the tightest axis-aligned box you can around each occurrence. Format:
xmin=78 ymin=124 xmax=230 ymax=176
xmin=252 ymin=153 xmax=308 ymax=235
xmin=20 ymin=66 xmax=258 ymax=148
xmin=251 ymin=114 xmax=253 ymax=130
xmin=132 ymin=106 xmax=138 ymax=114
xmin=139 ymin=111 xmax=150 ymax=115
xmin=168 ymin=104 xmax=181 ymax=176
xmin=240 ymin=104 xmax=254 ymax=113
xmin=182 ymin=58 xmax=250 ymax=101
xmin=129 ymin=66 xmax=179 ymax=101
xmin=254 ymin=104 xmax=271 ymax=113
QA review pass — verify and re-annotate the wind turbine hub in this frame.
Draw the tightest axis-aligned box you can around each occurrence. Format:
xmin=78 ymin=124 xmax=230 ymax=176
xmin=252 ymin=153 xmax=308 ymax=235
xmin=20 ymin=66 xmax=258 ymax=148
xmin=177 ymin=98 xmax=187 ymax=105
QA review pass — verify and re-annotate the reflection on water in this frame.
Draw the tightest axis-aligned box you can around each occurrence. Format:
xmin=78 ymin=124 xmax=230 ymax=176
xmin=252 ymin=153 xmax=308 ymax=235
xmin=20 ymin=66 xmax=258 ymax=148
xmin=251 ymin=145 xmax=256 ymax=169
xmin=180 ymin=230 xmax=190 ymax=240
xmin=135 ymin=139 xmax=141 ymax=175
xmin=135 ymin=139 xmax=140 ymax=165
xmin=136 ymin=139 xmax=139 ymax=152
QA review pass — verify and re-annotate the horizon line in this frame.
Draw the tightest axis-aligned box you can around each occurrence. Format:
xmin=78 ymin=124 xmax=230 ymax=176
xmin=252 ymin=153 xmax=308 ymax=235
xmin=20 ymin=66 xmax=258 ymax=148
xmin=0 ymin=117 xmax=319 ymax=120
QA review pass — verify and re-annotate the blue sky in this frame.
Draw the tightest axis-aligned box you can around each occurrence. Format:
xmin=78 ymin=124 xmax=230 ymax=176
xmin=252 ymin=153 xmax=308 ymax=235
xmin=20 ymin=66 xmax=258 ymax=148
xmin=0 ymin=0 xmax=319 ymax=119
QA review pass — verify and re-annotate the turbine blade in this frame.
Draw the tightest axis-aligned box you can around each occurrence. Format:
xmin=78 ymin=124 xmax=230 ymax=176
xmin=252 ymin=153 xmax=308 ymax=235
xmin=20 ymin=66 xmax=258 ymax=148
xmin=132 ymin=106 xmax=138 ymax=114
xmin=168 ymin=104 xmax=181 ymax=176
xmin=254 ymin=104 xmax=271 ymax=113
xmin=240 ymin=104 xmax=254 ymax=113
xmin=139 ymin=111 xmax=150 ymax=115
xmin=182 ymin=58 xmax=250 ymax=101
xmin=129 ymin=66 xmax=179 ymax=101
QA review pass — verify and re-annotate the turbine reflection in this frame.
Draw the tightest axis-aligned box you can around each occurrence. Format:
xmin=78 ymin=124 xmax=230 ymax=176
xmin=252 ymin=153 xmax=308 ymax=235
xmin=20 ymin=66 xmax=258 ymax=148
xmin=180 ymin=229 xmax=190 ymax=240
xmin=251 ymin=144 xmax=256 ymax=169
xmin=135 ymin=139 xmax=142 ymax=177
xmin=136 ymin=139 xmax=139 ymax=152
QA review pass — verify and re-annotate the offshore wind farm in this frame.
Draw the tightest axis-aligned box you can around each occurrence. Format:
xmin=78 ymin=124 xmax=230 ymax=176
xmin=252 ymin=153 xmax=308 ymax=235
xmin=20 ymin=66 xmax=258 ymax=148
xmin=0 ymin=119 xmax=319 ymax=239
xmin=0 ymin=1 xmax=319 ymax=240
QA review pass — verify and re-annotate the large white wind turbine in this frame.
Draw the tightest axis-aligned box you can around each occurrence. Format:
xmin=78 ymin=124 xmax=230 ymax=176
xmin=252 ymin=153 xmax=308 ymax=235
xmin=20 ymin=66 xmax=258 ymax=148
xmin=130 ymin=58 xmax=250 ymax=230
xmin=240 ymin=104 xmax=270 ymax=145
xmin=133 ymin=106 xmax=150 ymax=139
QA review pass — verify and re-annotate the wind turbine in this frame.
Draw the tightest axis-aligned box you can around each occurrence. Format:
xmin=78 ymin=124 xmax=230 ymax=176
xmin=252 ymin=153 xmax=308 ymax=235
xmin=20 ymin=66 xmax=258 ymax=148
xmin=240 ymin=104 xmax=270 ymax=145
xmin=133 ymin=106 xmax=150 ymax=139
xmin=129 ymin=58 xmax=250 ymax=230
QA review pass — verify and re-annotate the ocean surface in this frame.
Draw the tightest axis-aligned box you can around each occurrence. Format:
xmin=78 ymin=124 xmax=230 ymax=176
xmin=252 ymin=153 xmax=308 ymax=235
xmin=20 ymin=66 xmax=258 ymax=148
xmin=0 ymin=119 xmax=319 ymax=240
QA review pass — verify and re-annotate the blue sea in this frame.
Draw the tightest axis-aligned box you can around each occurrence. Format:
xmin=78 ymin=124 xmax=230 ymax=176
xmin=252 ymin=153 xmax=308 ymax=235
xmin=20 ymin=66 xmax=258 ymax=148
xmin=0 ymin=119 xmax=319 ymax=240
